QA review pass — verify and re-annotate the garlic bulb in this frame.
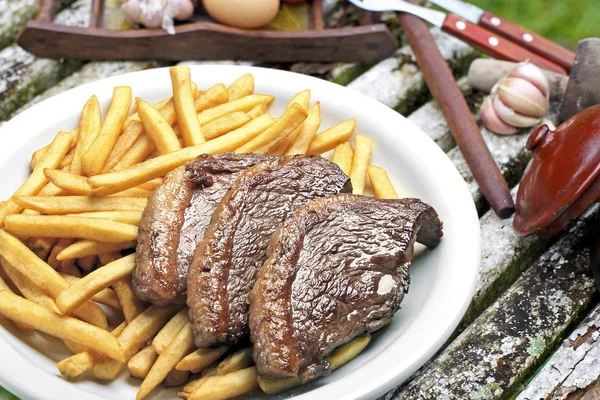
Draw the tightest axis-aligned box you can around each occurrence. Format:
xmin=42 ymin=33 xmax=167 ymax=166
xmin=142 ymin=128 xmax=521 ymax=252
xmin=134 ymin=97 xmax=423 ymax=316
xmin=480 ymin=61 xmax=550 ymax=135
xmin=121 ymin=0 xmax=195 ymax=34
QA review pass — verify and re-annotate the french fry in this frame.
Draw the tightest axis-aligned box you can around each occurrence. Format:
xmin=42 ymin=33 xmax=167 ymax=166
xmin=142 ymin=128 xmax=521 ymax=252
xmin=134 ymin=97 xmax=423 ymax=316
xmin=331 ymin=142 xmax=354 ymax=176
xmin=215 ymin=347 xmax=254 ymax=375
xmin=285 ymin=102 xmax=322 ymax=155
xmin=58 ymin=149 xmax=75 ymax=171
xmin=66 ymin=211 xmax=142 ymax=225
xmin=0 ymin=270 xmax=33 ymax=332
xmin=60 ymin=273 xmax=121 ymax=309
xmin=0 ymin=291 xmax=123 ymax=361
xmin=171 ymin=67 xmax=205 ymax=146
xmin=37 ymin=181 xmax=66 ymax=196
xmin=57 ymin=322 xmax=126 ymax=379
xmin=153 ymin=308 xmax=190 ymax=354
xmin=112 ymin=277 xmax=146 ymax=323
xmin=307 ymin=118 xmax=356 ymax=155
xmin=247 ymin=103 xmax=267 ymax=118
xmin=258 ymin=334 xmax=371 ymax=395
xmin=287 ymin=89 xmax=310 ymax=110
xmin=5 ymin=215 xmax=138 ymax=243
xmin=165 ymin=370 xmax=190 ymax=387
xmin=114 ymin=135 xmax=155 ymax=170
xmin=77 ymin=255 xmax=97 ymax=271
xmin=137 ymin=178 xmax=163 ymax=191
xmin=98 ymin=251 xmax=122 ymax=266
xmin=82 ymin=86 xmax=132 ymax=176
xmin=0 ymin=131 xmax=73 ymax=223
xmin=202 ymin=112 xmax=252 ymax=140
xmin=188 ymin=366 xmax=258 ymax=400
xmin=235 ymin=104 xmax=307 ymax=154
xmin=94 ymin=305 xmax=180 ymax=380
xmin=56 ymin=254 xmax=135 ymax=314
xmin=137 ymin=323 xmax=195 ymax=400
xmin=0 ymin=229 xmax=107 ymax=328
xmin=136 ymin=97 xmax=182 ymax=154
xmin=367 ymin=166 xmax=398 ymax=199
xmin=60 ymin=260 xmax=81 ymax=277
xmin=194 ymin=83 xmax=229 ymax=112
xmin=48 ymin=238 xmax=75 ymax=268
xmin=44 ymin=169 xmax=93 ymax=196
xmin=104 ymin=121 xmax=147 ymax=171
xmin=13 ymin=196 xmax=147 ymax=214
xmin=1 ymin=258 xmax=60 ymax=314
xmin=57 ymin=239 xmax=136 ymax=261
xmin=71 ymin=95 xmax=102 ymax=175
xmin=227 ymin=74 xmax=254 ymax=101
xmin=128 ymin=346 xmax=159 ymax=379
xmin=349 ymin=134 xmax=373 ymax=195
xmin=198 ymin=94 xmax=274 ymax=125
xmin=108 ymin=187 xmax=154 ymax=198
xmin=28 ymin=237 xmax=59 ymax=261
xmin=125 ymin=97 xmax=172 ymax=126
xmin=176 ymin=347 xmax=228 ymax=372
xmin=88 ymin=114 xmax=275 ymax=195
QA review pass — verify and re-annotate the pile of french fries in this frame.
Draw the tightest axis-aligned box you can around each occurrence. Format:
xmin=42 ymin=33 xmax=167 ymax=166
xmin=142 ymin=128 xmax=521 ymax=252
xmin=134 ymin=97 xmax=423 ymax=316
xmin=0 ymin=67 xmax=398 ymax=399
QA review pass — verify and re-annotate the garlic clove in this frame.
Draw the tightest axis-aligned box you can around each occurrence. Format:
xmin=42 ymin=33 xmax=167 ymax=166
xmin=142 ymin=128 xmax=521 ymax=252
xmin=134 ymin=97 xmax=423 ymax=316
xmin=497 ymin=77 xmax=548 ymax=118
xmin=508 ymin=61 xmax=550 ymax=99
xmin=492 ymin=94 xmax=541 ymax=128
xmin=170 ymin=0 xmax=195 ymax=20
xmin=480 ymin=96 xmax=518 ymax=135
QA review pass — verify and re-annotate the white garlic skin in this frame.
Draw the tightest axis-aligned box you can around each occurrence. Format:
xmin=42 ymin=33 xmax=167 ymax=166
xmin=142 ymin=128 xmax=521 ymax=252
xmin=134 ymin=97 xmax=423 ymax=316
xmin=492 ymin=94 xmax=541 ymax=128
xmin=121 ymin=0 xmax=195 ymax=29
xmin=480 ymin=61 xmax=550 ymax=135
xmin=508 ymin=61 xmax=550 ymax=99
xmin=479 ymin=96 xmax=517 ymax=135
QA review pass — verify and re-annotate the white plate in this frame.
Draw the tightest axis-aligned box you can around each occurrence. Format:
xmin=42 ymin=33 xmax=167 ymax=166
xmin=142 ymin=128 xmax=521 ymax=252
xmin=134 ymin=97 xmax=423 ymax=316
xmin=0 ymin=65 xmax=480 ymax=400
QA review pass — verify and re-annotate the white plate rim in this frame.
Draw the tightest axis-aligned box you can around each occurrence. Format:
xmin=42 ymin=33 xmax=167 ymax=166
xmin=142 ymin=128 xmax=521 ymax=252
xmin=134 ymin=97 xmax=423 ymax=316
xmin=0 ymin=65 xmax=480 ymax=400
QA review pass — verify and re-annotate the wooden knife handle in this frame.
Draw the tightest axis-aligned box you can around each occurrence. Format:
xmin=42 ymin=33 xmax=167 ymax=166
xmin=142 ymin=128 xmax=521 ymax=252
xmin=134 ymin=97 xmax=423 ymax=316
xmin=479 ymin=11 xmax=575 ymax=73
xmin=397 ymin=11 xmax=515 ymax=218
xmin=442 ymin=14 xmax=567 ymax=75
xmin=37 ymin=0 xmax=57 ymax=22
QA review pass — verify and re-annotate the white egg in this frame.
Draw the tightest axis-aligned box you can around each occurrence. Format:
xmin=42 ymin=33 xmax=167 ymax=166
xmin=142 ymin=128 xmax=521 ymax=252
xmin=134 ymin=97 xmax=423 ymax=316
xmin=203 ymin=0 xmax=280 ymax=29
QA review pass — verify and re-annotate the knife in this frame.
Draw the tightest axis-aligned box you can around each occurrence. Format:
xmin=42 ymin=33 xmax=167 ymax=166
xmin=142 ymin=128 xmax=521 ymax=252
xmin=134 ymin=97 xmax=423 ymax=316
xmin=348 ymin=0 xmax=567 ymax=75
xmin=428 ymin=0 xmax=575 ymax=72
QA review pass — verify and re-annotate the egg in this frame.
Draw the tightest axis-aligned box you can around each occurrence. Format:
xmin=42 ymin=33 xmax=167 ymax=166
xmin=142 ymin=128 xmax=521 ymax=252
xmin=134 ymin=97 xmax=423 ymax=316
xmin=203 ymin=0 xmax=280 ymax=29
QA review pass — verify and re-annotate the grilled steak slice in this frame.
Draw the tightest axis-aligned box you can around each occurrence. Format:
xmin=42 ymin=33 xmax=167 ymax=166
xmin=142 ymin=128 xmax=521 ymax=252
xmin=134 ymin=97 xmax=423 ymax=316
xmin=249 ymin=195 xmax=443 ymax=381
xmin=188 ymin=155 xmax=352 ymax=347
xmin=133 ymin=153 xmax=270 ymax=306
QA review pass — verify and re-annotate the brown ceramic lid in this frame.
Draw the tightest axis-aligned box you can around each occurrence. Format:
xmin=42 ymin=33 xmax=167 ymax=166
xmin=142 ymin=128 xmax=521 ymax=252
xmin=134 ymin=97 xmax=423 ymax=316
xmin=514 ymin=104 xmax=600 ymax=237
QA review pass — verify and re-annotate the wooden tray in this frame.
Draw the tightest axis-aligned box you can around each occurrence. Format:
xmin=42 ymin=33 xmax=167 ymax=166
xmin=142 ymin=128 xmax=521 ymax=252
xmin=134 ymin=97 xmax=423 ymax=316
xmin=17 ymin=0 xmax=398 ymax=62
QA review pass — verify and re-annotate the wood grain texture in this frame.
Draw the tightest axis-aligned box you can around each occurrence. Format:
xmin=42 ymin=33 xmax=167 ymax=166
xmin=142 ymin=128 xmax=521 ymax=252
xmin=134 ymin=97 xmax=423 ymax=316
xmin=516 ymin=303 xmax=600 ymax=399
xmin=479 ymin=11 xmax=575 ymax=73
xmin=397 ymin=10 xmax=514 ymax=218
xmin=386 ymin=205 xmax=598 ymax=399
xmin=17 ymin=20 xmax=398 ymax=62
xmin=442 ymin=14 xmax=567 ymax=75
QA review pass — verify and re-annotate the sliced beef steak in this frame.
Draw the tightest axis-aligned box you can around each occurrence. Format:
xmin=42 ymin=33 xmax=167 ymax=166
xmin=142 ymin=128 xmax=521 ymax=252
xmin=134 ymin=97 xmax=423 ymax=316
xmin=188 ymin=155 xmax=352 ymax=347
xmin=133 ymin=153 xmax=270 ymax=306
xmin=249 ymin=195 xmax=443 ymax=381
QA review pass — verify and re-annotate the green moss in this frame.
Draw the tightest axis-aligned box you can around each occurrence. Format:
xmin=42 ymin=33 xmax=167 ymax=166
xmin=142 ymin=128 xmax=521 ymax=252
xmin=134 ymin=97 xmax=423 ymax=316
xmin=331 ymin=63 xmax=373 ymax=86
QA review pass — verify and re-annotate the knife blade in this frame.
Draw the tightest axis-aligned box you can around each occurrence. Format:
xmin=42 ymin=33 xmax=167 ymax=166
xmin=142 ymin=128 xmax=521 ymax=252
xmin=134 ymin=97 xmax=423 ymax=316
xmin=427 ymin=0 xmax=575 ymax=71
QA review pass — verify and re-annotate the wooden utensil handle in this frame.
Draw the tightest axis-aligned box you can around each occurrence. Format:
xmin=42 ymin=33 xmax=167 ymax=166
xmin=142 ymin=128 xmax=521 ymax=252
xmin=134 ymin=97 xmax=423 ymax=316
xmin=479 ymin=11 xmax=575 ymax=73
xmin=442 ymin=14 xmax=567 ymax=75
xmin=398 ymin=11 xmax=515 ymax=218
xmin=37 ymin=0 xmax=57 ymax=22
